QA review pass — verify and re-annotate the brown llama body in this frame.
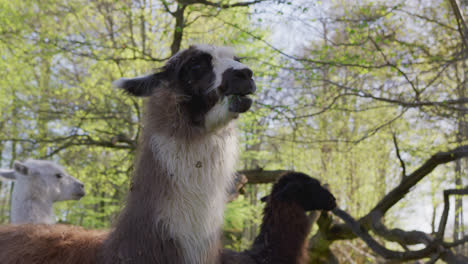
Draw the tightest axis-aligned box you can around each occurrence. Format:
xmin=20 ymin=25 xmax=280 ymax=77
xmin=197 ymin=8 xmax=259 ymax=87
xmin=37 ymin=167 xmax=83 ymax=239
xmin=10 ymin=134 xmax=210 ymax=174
xmin=221 ymin=172 xmax=337 ymax=264
xmin=0 ymin=224 xmax=106 ymax=264
xmin=0 ymin=45 xmax=256 ymax=264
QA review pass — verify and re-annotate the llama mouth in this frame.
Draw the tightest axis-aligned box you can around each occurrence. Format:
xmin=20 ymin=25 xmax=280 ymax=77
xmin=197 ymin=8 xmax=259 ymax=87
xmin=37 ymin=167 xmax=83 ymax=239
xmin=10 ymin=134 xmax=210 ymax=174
xmin=74 ymin=191 xmax=86 ymax=199
xmin=221 ymin=75 xmax=256 ymax=113
xmin=228 ymin=94 xmax=253 ymax=113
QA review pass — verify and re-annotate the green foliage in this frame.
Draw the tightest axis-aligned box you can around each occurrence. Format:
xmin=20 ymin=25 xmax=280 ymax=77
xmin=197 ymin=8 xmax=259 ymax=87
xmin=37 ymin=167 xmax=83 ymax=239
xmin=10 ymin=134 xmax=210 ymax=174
xmin=223 ymin=195 xmax=261 ymax=250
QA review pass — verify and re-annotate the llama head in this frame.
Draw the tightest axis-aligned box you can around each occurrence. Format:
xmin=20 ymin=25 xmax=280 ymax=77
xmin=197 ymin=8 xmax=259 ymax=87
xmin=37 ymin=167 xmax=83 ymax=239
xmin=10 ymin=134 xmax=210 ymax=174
xmin=0 ymin=160 xmax=85 ymax=202
xmin=262 ymin=172 xmax=336 ymax=211
xmin=114 ymin=45 xmax=256 ymax=133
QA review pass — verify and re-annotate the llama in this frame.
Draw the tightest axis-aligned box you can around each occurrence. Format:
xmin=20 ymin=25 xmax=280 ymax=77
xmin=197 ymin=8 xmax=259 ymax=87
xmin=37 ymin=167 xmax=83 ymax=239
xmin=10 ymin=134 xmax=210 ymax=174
xmin=0 ymin=44 xmax=256 ymax=264
xmin=0 ymin=159 xmax=85 ymax=224
xmin=221 ymin=172 xmax=337 ymax=264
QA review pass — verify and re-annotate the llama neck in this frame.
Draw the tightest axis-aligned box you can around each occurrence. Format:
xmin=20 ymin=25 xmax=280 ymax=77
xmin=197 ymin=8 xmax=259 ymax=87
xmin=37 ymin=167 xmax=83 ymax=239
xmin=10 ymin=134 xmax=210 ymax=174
xmin=10 ymin=188 xmax=55 ymax=224
xmin=102 ymin=125 xmax=238 ymax=264
xmin=248 ymin=202 xmax=311 ymax=264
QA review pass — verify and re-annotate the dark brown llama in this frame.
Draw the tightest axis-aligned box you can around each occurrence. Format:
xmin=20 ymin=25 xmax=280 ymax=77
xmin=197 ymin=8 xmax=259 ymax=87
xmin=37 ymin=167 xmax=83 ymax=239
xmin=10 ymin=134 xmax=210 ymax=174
xmin=0 ymin=44 xmax=256 ymax=264
xmin=221 ymin=172 xmax=337 ymax=264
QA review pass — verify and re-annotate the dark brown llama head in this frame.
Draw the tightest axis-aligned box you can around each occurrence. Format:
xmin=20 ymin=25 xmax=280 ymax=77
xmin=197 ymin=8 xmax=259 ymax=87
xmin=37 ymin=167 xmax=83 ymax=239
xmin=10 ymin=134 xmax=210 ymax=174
xmin=114 ymin=45 xmax=256 ymax=132
xmin=261 ymin=172 xmax=337 ymax=211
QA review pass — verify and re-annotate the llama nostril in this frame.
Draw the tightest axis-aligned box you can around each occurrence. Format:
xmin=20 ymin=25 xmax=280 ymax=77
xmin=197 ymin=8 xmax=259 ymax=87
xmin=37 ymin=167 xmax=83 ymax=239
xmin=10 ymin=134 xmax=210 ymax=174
xmin=79 ymin=183 xmax=84 ymax=189
xmin=240 ymin=68 xmax=253 ymax=79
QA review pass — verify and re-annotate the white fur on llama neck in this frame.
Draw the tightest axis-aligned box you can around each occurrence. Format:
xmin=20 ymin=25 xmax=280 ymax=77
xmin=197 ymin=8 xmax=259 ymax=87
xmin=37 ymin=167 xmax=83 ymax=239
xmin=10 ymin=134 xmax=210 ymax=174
xmin=151 ymin=125 xmax=238 ymax=263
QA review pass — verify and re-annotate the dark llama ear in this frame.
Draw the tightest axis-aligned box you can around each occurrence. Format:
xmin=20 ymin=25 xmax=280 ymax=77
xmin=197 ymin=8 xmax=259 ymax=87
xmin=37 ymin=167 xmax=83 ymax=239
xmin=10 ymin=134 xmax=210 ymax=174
xmin=113 ymin=72 xmax=165 ymax=97
xmin=13 ymin=161 xmax=29 ymax=176
xmin=260 ymin=195 xmax=269 ymax=202
xmin=271 ymin=182 xmax=297 ymax=202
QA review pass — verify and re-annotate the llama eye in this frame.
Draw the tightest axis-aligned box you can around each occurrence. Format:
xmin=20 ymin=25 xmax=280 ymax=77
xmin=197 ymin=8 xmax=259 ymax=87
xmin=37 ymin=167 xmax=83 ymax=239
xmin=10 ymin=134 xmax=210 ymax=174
xmin=55 ymin=173 xmax=63 ymax=179
xmin=192 ymin=64 xmax=202 ymax=70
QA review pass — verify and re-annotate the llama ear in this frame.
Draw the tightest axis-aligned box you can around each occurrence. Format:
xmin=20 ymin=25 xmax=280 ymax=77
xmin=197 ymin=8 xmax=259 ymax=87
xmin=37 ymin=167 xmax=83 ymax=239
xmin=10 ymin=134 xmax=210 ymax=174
xmin=114 ymin=72 xmax=164 ymax=97
xmin=0 ymin=169 xmax=16 ymax=180
xmin=13 ymin=161 xmax=29 ymax=176
xmin=260 ymin=195 xmax=269 ymax=202
xmin=271 ymin=182 xmax=296 ymax=202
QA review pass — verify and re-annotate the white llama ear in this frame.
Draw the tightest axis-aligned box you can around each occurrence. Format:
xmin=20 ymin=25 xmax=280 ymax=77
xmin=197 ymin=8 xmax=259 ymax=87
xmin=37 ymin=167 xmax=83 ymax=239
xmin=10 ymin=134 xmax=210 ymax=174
xmin=114 ymin=72 xmax=164 ymax=97
xmin=0 ymin=169 xmax=16 ymax=180
xmin=13 ymin=161 xmax=29 ymax=176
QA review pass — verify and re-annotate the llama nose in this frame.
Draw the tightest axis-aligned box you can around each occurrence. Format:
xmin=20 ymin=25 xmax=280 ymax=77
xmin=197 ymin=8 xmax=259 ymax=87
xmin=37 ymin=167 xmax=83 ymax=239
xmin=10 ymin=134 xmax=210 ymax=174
xmin=221 ymin=67 xmax=256 ymax=97
xmin=76 ymin=183 xmax=86 ymax=197
xmin=330 ymin=197 xmax=337 ymax=209
xmin=234 ymin=68 xmax=253 ymax=80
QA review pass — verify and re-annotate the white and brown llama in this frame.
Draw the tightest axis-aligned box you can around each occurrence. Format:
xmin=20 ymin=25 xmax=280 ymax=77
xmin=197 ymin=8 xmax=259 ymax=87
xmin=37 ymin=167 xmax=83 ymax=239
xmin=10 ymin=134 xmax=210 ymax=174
xmin=0 ymin=44 xmax=256 ymax=264
xmin=0 ymin=159 xmax=85 ymax=224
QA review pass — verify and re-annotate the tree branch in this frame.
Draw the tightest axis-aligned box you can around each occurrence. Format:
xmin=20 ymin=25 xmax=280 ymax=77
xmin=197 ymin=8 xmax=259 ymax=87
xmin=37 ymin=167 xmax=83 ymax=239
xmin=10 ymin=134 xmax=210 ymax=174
xmin=326 ymin=80 xmax=468 ymax=111
xmin=370 ymin=211 xmax=432 ymax=246
xmin=170 ymin=4 xmax=186 ymax=56
xmin=392 ymin=132 xmax=407 ymax=179
xmin=176 ymin=0 xmax=270 ymax=8
xmin=448 ymin=0 xmax=468 ymax=49
xmin=306 ymin=146 xmax=468 ymax=262
xmin=0 ymin=134 xmax=137 ymax=159
xmin=444 ymin=235 xmax=468 ymax=248
xmin=332 ymin=208 xmax=438 ymax=261
xmin=238 ymin=169 xmax=290 ymax=184
xmin=365 ymin=146 xmax=468 ymax=220
xmin=436 ymin=186 xmax=468 ymax=239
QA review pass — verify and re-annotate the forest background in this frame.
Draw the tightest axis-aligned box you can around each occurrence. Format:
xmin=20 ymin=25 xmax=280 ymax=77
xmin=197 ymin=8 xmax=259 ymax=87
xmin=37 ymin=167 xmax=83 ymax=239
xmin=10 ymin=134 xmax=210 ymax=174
xmin=1 ymin=0 xmax=468 ymax=263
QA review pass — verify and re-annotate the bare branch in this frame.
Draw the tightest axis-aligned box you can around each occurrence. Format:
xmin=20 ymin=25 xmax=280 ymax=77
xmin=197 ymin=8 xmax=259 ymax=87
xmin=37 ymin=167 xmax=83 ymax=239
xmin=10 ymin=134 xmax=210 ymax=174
xmin=333 ymin=208 xmax=438 ymax=261
xmin=370 ymin=210 xmax=432 ymax=246
xmin=308 ymin=146 xmax=468 ymax=262
xmin=326 ymin=80 xmax=468 ymax=111
xmin=176 ymin=0 xmax=270 ymax=8
xmin=161 ymin=0 xmax=176 ymax=15
xmin=448 ymin=0 xmax=468 ymax=49
xmin=170 ymin=4 xmax=187 ymax=55
xmin=444 ymin=236 xmax=468 ymax=248
xmin=436 ymin=186 xmax=468 ymax=239
xmin=365 ymin=146 xmax=468 ymax=219
xmin=392 ymin=133 xmax=407 ymax=179
xmin=238 ymin=169 xmax=290 ymax=184
xmin=0 ymin=134 xmax=137 ymax=159
xmin=369 ymin=37 xmax=419 ymax=96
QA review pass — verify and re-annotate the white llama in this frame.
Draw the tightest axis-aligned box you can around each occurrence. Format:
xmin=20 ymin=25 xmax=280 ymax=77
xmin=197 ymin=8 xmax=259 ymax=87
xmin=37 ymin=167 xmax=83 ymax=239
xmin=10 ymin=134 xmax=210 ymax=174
xmin=0 ymin=159 xmax=85 ymax=224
